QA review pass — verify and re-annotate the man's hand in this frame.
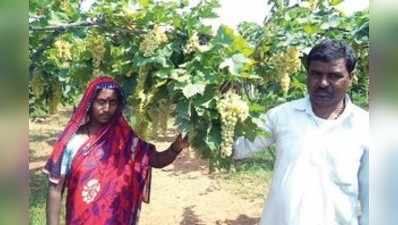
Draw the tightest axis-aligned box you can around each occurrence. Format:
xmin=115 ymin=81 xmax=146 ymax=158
xmin=170 ymin=133 xmax=189 ymax=153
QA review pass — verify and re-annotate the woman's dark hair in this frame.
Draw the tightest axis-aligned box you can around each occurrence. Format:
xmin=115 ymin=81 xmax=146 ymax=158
xmin=305 ymin=39 xmax=357 ymax=73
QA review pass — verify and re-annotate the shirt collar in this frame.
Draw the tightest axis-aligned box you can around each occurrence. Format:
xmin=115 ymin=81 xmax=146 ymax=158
xmin=293 ymin=94 xmax=355 ymax=120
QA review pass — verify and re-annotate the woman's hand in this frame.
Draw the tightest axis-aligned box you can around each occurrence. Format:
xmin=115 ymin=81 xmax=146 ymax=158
xmin=170 ymin=133 xmax=189 ymax=153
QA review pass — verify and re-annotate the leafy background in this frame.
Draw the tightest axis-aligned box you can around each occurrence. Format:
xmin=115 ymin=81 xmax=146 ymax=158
xmin=29 ymin=0 xmax=369 ymax=171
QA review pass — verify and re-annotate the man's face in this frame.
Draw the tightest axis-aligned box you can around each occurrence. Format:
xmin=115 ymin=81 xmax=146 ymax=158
xmin=307 ymin=58 xmax=352 ymax=108
xmin=90 ymin=89 xmax=119 ymax=124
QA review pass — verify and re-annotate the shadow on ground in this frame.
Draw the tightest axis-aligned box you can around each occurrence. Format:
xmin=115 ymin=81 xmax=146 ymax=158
xmin=179 ymin=206 xmax=205 ymax=225
xmin=216 ymin=214 xmax=260 ymax=225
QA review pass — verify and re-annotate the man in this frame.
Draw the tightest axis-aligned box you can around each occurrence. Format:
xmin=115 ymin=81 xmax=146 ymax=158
xmin=234 ymin=39 xmax=369 ymax=225
xmin=44 ymin=76 xmax=189 ymax=225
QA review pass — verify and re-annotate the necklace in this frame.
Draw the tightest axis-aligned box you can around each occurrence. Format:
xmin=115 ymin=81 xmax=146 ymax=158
xmin=331 ymin=99 xmax=345 ymax=119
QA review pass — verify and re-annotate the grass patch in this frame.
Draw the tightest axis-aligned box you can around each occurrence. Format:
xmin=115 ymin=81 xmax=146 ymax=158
xmin=214 ymin=148 xmax=275 ymax=201
xmin=29 ymin=171 xmax=66 ymax=225
xmin=29 ymin=171 xmax=49 ymax=225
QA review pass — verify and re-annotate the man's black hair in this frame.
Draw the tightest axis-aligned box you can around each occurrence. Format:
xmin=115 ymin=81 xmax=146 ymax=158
xmin=306 ymin=39 xmax=357 ymax=73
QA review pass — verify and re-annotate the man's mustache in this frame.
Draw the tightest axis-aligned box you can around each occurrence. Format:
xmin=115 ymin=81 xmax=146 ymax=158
xmin=313 ymin=89 xmax=332 ymax=95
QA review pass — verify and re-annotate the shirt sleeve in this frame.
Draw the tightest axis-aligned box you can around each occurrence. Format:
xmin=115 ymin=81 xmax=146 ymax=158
xmin=233 ymin=111 xmax=275 ymax=160
xmin=358 ymin=148 xmax=369 ymax=225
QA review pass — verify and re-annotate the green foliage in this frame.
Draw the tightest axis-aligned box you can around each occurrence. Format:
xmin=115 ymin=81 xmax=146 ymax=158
xmin=29 ymin=0 xmax=369 ymax=171
xmin=246 ymin=0 xmax=369 ymax=108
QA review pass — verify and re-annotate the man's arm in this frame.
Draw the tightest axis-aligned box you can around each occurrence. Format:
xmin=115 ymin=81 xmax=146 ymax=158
xmin=149 ymin=134 xmax=189 ymax=168
xmin=233 ymin=135 xmax=274 ymax=159
xmin=233 ymin=112 xmax=275 ymax=160
xmin=358 ymin=149 xmax=369 ymax=225
xmin=46 ymin=177 xmax=65 ymax=225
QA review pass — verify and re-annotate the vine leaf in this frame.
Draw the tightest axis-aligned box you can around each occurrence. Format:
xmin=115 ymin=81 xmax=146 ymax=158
xmin=182 ymin=83 xmax=206 ymax=98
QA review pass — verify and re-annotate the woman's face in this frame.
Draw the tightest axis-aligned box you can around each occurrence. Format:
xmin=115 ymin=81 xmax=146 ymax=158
xmin=90 ymin=88 xmax=119 ymax=124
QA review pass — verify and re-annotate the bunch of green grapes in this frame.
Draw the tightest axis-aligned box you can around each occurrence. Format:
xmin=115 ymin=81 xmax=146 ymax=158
xmin=285 ymin=47 xmax=301 ymax=73
xmin=184 ymin=32 xmax=200 ymax=54
xmin=309 ymin=0 xmax=318 ymax=10
xmin=279 ymin=72 xmax=290 ymax=95
xmin=51 ymin=39 xmax=72 ymax=68
xmin=86 ymin=35 xmax=106 ymax=71
xmin=31 ymin=74 xmax=45 ymax=98
xmin=71 ymin=38 xmax=87 ymax=58
xmin=54 ymin=39 xmax=72 ymax=61
xmin=135 ymin=65 xmax=150 ymax=114
xmin=49 ymin=79 xmax=62 ymax=114
xmin=139 ymin=25 xmax=168 ymax=57
xmin=148 ymin=100 xmax=169 ymax=137
xmin=59 ymin=0 xmax=73 ymax=13
xmin=269 ymin=47 xmax=301 ymax=95
xmin=217 ymin=91 xmax=249 ymax=157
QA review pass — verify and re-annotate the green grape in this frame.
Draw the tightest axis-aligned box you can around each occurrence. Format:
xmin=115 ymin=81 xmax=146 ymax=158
xmin=309 ymin=0 xmax=318 ymax=10
xmin=86 ymin=35 xmax=106 ymax=71
xmin=59 ymin=0 xmax=73 ymax=14
xmin=139 ymin=25 xmax=168 ymax=57
xmin=49 ymin=79 xmax=62 ymax=114
xmin=54 ymin=39 xmax=72 ymax=61
xmin=269 ymin=47 xmax=301 ymax=94
xmin=184 ymin=32 xmax=200 ymax=54
xmin=53 ymin=39 xmax=72 ymax=68
xmin=279 ymin=72 xmax=290 ymax=95
xmin=285 ymin=47 xmax=301 ymax=74
xmin=217 ymin=91 xmax=249 ymax=157
xmin=135 ymin=65 xmax=149 ymax=113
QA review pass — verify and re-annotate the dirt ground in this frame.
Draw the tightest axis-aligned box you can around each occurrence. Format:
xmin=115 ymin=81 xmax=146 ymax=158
xmin=29 ymin=108 xmax=267 ymax=225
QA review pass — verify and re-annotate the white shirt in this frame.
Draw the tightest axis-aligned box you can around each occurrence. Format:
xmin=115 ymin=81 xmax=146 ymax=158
xmin=234 ymin=96 xmax=369 ymax=225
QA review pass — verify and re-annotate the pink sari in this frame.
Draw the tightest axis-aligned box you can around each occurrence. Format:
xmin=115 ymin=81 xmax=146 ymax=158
xmin=44 ymin=76 xmax=153 ymax=225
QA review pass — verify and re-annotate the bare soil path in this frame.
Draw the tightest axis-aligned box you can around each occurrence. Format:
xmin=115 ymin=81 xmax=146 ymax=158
xmin=29 ymin=108 xmax=267 ymax=225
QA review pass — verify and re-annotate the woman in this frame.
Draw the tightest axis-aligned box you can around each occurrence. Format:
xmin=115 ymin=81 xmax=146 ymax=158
xmin=44 ymin=76 xmax=188 ymax=225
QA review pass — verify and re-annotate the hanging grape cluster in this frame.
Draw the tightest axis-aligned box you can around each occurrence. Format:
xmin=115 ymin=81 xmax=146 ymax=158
xmin=183 ymin=32 xmax=210 ymax=53
xmin=309 ymin=0 xmax=319 ymax=10
xmin=184 ymin=32 xmax=200 ymax=54
xmin=54 ymin=39 xmax=72 ymax=60
xmin=59 ymin=0 xmax=73 ymax=13
xmin=139 ymin=25 xmax=168 ymax=57
xmin=268 ymin=47 xmax=301 ymax=95
xmin=49 ymin=79 xmax=62 ymax=114
xmin=149 ymin=99 xmax=169 ymax=137
xmin=135 ymin=65 xmax=150 ymax=113
xmin=131 ymin=65 xmax=151 ymax=138
xmin=50 ymin=39 xmax=72 ymax=68
xmin=72 ymin=38 xmax=87 ymax=57
xmin=217 ymin=91 xmax=249 ymax=157
xmin=86 ymin=34 xmax=106 ymax=75
xmin=31 ymin=74 xmax=45 ymax=98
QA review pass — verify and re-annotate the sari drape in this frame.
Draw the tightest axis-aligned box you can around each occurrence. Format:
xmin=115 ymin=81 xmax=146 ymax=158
xmin=44 ymin=76 xmax=153 ymax=225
